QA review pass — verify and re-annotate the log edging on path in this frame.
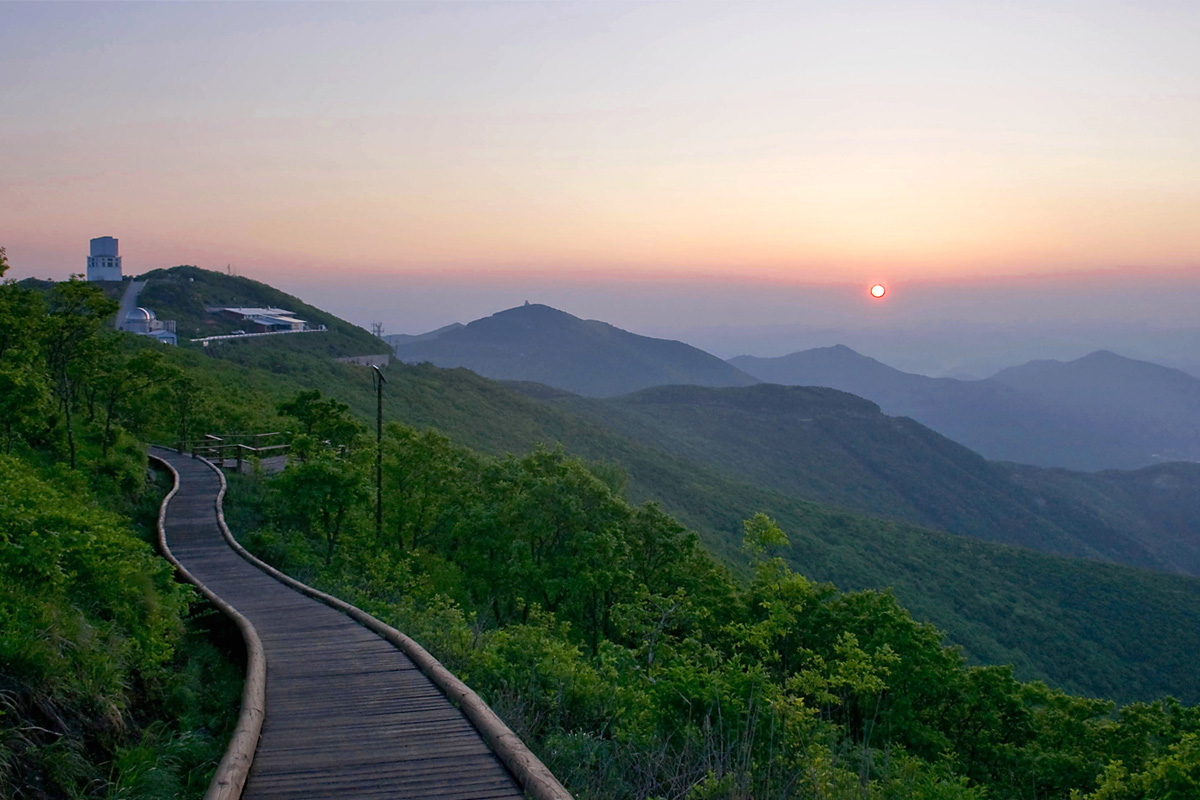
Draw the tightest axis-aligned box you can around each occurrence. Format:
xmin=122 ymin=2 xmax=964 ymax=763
xmin=194 ymin=453 xmax=574 ymax=800
xmin=149 ymin=451 xmax=266 ymax=800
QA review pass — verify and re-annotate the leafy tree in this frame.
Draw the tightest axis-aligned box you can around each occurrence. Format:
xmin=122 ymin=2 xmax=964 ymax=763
xmin=93 ymin=346 xmax=180 ymax=455
xmin=477 ymin=447 xmax=629 ymax=653
xmin=43 ymin=277 xmax=118 ymax=467
xmin=382 ymin=424 xmax=479 ymax=552
xmin=1080 ymin=734 xmax=1200 ymax=799
xmin=278 ymin=389 xmax=362 ymax=450
xmin=271 ymin=450 xmax=367 ymax=565
xmin=743 ymin=511 xmax=789 ymax=559
xmin=168 ymin=373 xmax=201 ymax=450
xmin=0 ymin=253 xmax=52 ymax=453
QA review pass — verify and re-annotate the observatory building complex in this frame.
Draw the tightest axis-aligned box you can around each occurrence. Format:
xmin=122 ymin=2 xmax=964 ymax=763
xmin=122 ymin=307 xmax=177 ymax=345
xmin=86 ymin=236 xmax=122 ymax=281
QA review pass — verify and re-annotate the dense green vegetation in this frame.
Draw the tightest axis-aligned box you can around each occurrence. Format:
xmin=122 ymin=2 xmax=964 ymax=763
xmin=136 ymin=264 xmax=382 ymax=355
xmin=225 ymin=395 xmax=1200 ymax=799
xmin=0 ymin=258 xmax=241 ymax=797
xmin=373 ymin=364 xmax=1200 ymax=704
xmin=7 ymin=262 xmax=1199 ymax=796
xmin=98 ymin=267 xmax=1200 ymax=705
xmin=0 ymin=459 xmax=242 ymax=797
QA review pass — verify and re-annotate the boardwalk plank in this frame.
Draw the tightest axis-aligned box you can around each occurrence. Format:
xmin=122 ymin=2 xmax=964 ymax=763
xmin=152 ymin=448 xmax=525 ymax=800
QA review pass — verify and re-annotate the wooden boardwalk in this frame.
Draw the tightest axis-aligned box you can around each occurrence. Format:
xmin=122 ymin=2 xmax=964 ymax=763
xmin=151 ymin=447 xmax=534 ymax=800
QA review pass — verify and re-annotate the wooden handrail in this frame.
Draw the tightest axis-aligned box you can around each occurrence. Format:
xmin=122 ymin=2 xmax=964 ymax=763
xmin=189 ymin=433 xmax=291 ymax=469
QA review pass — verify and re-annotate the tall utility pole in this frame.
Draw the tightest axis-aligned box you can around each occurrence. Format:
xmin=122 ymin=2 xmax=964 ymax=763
xmin=371 ymin=365 xmax=386 ymax=542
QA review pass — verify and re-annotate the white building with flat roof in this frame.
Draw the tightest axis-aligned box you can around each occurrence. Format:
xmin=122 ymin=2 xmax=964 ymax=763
xmin=86 ymin=236 xmax=122 ymax=281
xmin=211 ymin=306 xmax=309 ymax=332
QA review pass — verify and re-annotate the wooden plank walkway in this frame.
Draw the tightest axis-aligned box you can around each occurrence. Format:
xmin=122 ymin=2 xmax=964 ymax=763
xmin=152 ymin=447 xmax=528 ymax=800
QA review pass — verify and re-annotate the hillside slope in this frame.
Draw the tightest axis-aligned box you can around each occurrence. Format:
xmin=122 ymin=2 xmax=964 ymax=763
xmin=392 ymin=303 xmax=759 ymax=397
xmin=373 ymin=365 xmax=1200 ymax=703
xmin=135 ymin=265 xmax=384 ymax=356
xmin=546 ymin=383 xmax=1181 ymax=573
xmin=1001 ymin=461 xmax=1200 ymax=576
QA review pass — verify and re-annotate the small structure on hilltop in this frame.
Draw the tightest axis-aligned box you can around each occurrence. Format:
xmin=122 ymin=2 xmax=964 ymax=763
xmin=209 ymin=306 xmax=310 ymax=333
xmin=86 ymin=236 xmax=122 ymax=282
xmin=122 ymin=307 xmax=178 ymax=345
xmin=335 ymin=354 xmax=391 ymax=368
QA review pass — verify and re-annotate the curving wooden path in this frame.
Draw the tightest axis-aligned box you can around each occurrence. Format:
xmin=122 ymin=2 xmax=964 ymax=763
xmin=150 ymin=447 xmax=549 ymax=800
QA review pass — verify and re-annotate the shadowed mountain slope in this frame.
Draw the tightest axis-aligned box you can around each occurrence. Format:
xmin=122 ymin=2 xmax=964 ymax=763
xmin=383 ymin=322 xmax=463 ymax=350
xmin=545 ymin=383 xmax=1191 ymax=574
xmin=730 ymin=345 xmax=1197 ymax=470
xmin=391 ymin=303 xmax=759 ymax=397
xmin=1000 ymin=461 xmax=1200 ymax=576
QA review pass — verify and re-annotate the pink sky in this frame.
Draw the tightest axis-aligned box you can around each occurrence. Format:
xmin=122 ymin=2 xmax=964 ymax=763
xmin=2 ymin=1 xmax=1198 ymax=338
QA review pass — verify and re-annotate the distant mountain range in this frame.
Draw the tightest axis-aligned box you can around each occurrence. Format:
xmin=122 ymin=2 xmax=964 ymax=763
xmin=391 ymin=304 xmax=1200 ymax=471
xmin=390 ymin=303 xmax=758 ymax=397
xmin=991 ymin=350 xmax=1200 ymax=436
xmin=382 ymin=301 xmax=1200 ymax=576
xmin=731 ymin=346 xmax=1200 ymax=471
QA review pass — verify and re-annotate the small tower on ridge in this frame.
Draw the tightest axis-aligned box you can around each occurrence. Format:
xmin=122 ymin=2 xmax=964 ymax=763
xmin=86 ymin=236 xmax=122 ymax=281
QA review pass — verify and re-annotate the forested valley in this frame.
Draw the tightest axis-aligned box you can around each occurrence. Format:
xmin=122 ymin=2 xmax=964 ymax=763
xmin=2 ymin=259 xmax=1198 ymax=798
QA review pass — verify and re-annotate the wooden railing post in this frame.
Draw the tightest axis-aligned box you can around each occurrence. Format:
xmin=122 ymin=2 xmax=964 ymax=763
xmin=189 ymin=432 xmax=289 ymax=474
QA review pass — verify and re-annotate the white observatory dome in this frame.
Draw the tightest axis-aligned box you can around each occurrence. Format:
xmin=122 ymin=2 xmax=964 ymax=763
xmin=124 ymin=307 xmax=157 ymax=333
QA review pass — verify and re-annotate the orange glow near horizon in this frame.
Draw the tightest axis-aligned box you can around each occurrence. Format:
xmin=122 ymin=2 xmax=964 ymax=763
xmin=5 ymin=2 xmax=1200 ymax=294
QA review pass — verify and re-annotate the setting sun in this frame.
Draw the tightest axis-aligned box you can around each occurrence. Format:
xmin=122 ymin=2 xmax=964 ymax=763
xmin=870 ymin=284 xmax=886 ymax=298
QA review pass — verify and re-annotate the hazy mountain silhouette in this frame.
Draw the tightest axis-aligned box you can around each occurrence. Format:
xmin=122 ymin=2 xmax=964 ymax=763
xmin=990 ymin=350 xmax=1200 ymax=458
xmin=391 ymin=303 xmax=759 ymax=397
xmin=382 ymin=322 xmax=463 ymax=349
xmin=546 ymin=382 xmax=1196 ymax=573
xmin=731 ymin=346 xmax=1199 ymax=470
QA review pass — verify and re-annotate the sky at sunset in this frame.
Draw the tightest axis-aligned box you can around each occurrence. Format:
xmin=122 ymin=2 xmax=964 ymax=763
xmin=2 ymin=1 xmax=1198 ymax=363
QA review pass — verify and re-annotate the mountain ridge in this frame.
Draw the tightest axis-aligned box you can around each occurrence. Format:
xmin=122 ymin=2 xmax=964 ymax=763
xmin=391 ymin=303 xmax=759 ymax=397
